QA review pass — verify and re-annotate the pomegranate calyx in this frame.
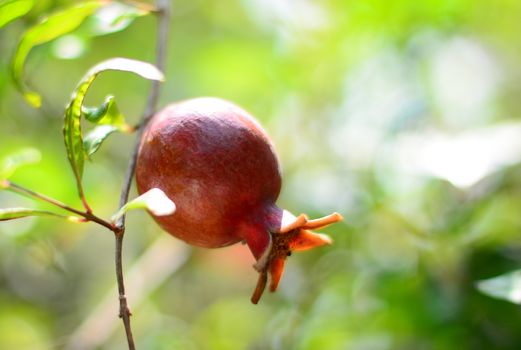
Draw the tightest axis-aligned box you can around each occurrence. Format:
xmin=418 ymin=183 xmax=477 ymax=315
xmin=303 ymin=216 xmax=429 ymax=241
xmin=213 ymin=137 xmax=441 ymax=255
xmin=250 ymin=211 xmax=343 ymax=304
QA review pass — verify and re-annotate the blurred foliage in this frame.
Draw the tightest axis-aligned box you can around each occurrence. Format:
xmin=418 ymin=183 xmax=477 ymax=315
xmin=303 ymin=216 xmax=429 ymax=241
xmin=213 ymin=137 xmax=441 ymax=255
xmin=2 ymin=0 xmax=521 ymax=349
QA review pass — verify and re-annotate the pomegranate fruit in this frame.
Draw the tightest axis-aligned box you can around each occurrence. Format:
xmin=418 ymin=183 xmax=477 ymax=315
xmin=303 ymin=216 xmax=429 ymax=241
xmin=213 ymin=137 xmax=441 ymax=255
xmin=135 ymin=97 xmax=342 ymax=303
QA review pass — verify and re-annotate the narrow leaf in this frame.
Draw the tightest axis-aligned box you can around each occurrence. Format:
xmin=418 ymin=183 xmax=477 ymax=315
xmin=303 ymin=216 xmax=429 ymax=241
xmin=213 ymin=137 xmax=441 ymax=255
xmin=111 ymin=188 xmax=175 ymax=223
xmin=85 ymin=57 xmax=165 ymax=81
xmin=83 ymin=125 xmax=118 ymax=157
xmin=11 ymin=1 xmax=104 ymax=107
xmin=0 ymin=0 xmax=34 ymax=28
xmin=0 ymin=148 xmax=41 ymax=180
xmin=63 ymin=57 xmax=163 ymax=205
xmin=0 ymin=207 xmax=79 ymax=222
xmin=476 ymin=270 xmax=521 ymax=304
xmin=86 ymin=1 xmax=150 ymax=36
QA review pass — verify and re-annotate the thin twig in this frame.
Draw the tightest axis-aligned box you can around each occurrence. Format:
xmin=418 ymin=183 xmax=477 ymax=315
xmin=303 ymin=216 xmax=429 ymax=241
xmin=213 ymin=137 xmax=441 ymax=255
xmin=5 ymin=180 xmax=114 ymax=230
xmin=113 ymin=1 xmax=171 ymax=349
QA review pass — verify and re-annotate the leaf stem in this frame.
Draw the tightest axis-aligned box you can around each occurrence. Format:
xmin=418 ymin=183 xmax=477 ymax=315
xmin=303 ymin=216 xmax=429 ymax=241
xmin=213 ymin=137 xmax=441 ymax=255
xmin=114 ymin=1 xmax=171 ymax=349
xmin=78 ymin=180 xmax=93 ymax=214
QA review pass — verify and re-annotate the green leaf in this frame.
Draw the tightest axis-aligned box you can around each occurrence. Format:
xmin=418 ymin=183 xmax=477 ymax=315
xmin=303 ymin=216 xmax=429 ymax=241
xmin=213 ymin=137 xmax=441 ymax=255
xmin=476 ymin=270 xmax=521 ymax=304
xmin=0 ymin=0 xmax=34 ymax=28
xmin=82 ymin=96 xmax=132 ymax=158
xmin=111 ymin=188 xmax=176 ymax=223
xmin=0 ymin=148 xmax=41 ymax=180
xmin=83 ymin=125 xmax=118 ymax=157
xmin=51 ymin=34 xmax=87 ymax=60
xmin=11 ymin=1 xmax=104 ymax=107
xmin=0 ymin=207 xmax=80 ymax=222
xmin=63 ymin=57 xmax=163 ymax=203
xmin=86 ymin=1 xmax=150 ymax=36
xmin=82 ymin=95 xmax=129 ymax=129
xmin=84 ymin=57 xmax=165 ymax=81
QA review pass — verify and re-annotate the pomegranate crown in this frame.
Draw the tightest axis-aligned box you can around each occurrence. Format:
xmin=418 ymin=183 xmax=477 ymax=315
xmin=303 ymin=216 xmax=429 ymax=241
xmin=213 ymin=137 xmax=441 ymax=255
xmin=251 ymin=210 xmax=343 ymax=304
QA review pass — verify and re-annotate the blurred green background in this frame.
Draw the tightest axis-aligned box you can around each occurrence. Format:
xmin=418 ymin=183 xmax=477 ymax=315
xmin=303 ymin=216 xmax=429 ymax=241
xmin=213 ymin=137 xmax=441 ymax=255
xmin=2 ymin=0 xmax=521 ymax=349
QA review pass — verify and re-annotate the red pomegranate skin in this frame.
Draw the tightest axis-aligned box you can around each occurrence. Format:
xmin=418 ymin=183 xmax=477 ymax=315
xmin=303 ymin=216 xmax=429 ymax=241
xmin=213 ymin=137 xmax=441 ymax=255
xmin=135 ymin=97 xmax=342 ymax=303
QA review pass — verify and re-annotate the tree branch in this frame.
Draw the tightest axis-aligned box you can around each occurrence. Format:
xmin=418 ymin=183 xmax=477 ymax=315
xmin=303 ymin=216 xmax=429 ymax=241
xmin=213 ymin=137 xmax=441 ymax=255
xmin=114 ymin=1 xmax=171 ymax=349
